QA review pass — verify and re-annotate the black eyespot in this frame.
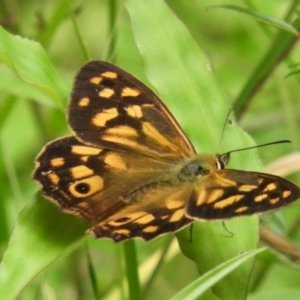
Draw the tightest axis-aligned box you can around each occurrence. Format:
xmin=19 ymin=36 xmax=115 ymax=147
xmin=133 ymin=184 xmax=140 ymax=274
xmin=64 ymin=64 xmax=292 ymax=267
xmin=101 ymin=78 xmax=115 ymax=88
xmin=75 ymin=182 xmax=90 ymax=194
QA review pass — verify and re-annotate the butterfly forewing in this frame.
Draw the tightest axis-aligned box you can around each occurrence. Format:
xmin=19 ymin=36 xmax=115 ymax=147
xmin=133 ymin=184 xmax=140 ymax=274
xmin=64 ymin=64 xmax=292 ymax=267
xmin=68 ymin=61 xmax=195 ymax=160
xmin=186 ymin=169 xmax=300 ymax=220
xmin=34 ymin=60 xmax=300 ymax=243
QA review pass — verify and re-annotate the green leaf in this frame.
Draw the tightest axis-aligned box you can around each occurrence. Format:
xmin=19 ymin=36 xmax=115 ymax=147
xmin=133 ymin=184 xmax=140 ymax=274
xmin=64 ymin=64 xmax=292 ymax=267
xmin=171 ymin=248 xmax=265 ymax=300
xmin=0 ymin=26 xmax=69 ymax=108
xmin=233 ymin=14 xmax=300 ymax=119
xmin=209 ymin=5 xmax=299 ymax=35
xmin=0 ymin=194 xmax=88 ymax=300
xmin=125 ymin=1 xmax=262 ymax=299
xmin=249 ymin=288 xmax=300 ymax=300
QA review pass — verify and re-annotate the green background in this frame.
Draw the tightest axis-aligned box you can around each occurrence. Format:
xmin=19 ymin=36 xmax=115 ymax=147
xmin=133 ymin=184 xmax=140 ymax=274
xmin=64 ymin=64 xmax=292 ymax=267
xmin=0 ymin=0 xmax=300 ymax=299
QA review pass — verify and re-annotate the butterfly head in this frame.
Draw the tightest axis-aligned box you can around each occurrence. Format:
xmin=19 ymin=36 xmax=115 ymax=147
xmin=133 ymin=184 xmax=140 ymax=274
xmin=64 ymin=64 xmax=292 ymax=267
xmin=177 ymin=154 xmax=229 ymax=183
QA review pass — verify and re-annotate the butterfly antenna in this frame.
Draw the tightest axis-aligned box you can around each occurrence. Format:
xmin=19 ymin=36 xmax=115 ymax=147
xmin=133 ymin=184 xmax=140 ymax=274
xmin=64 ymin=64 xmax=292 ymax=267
xmin=221 ymin=140 xmax=291 ymax=160
xmin=218 ymin=107 xmax=233 ymax=153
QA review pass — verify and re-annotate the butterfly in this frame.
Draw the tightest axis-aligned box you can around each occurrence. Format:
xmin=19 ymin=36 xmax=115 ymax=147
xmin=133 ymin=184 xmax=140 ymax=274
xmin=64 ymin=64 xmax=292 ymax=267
xmin=33 ymin=61 xmax=300 ymax=243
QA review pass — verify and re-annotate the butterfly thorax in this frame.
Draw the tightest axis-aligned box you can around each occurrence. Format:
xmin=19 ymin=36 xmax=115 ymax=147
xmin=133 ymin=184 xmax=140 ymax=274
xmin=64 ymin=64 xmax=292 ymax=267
xmin=177 ymin=155 xmax=225 ymax=182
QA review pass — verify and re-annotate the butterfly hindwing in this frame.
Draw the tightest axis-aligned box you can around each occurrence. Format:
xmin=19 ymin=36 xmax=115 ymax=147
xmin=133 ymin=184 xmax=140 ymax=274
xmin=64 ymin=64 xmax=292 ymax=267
xmin=89 ymin=186 xmax=193 ymax=242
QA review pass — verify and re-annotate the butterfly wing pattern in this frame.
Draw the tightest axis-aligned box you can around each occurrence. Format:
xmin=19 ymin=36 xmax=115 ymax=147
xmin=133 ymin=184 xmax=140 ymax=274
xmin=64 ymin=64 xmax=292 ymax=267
xmin=34 ymin=61 xmax=300 ymax=242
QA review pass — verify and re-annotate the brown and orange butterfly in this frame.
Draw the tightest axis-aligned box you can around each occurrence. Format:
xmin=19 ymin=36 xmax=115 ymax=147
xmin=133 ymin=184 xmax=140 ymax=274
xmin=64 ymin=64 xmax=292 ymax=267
xmin=34 ymin=61 xmax=300 ymax=243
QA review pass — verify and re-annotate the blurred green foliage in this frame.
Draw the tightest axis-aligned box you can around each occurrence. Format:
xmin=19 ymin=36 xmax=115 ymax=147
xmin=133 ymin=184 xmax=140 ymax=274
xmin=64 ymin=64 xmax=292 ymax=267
xmin=0 ymin=0 xmax=300 ymax=299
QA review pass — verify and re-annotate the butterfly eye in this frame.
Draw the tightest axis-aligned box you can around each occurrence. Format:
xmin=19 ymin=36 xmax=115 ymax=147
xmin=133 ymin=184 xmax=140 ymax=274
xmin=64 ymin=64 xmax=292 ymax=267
xmin=216 ymin=159 xmax=225 ymax=170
